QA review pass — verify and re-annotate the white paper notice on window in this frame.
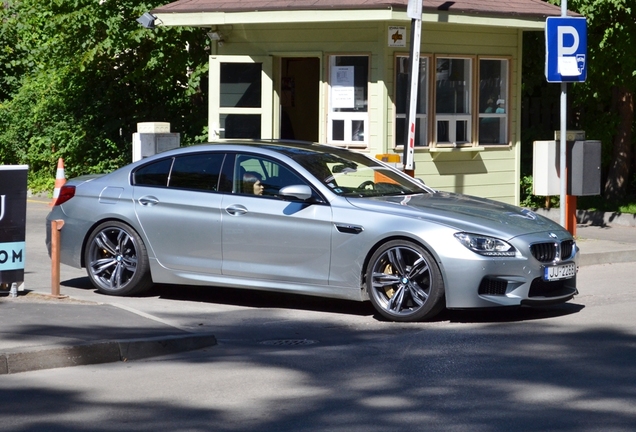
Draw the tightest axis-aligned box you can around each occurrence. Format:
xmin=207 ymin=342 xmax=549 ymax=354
xmin=331 ymin=66 xmax=355 ymax=109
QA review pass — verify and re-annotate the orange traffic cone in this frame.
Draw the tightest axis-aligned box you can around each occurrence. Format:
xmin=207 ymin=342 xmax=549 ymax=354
xmin=51 ymin=158 xmax=66 ymax=206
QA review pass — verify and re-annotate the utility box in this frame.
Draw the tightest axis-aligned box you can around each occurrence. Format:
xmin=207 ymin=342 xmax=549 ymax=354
xmin=532 ymin=131 xmax=601 ymax=197
xmin=132 ymin=122 xmax=180 ymax=162
xmin=532 ymin=140 xmax=560 ymax=196
xmin=569 ymin=140 xmax=601 ymax=196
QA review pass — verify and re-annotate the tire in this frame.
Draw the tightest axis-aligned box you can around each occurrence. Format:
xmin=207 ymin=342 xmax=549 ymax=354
xmin=366 ymin=240 xmax=445 ymax=322
xmin=84 ymin=221 xmax=152 ymax=296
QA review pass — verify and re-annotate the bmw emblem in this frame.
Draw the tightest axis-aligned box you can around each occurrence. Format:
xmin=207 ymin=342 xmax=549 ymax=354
xmin=548 ymin=232 xmax=558 ymax=239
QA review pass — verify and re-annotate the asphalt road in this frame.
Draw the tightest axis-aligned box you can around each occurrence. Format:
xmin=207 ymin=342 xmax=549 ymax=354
xmin=1 ymin=199 xmax=635 ymax=431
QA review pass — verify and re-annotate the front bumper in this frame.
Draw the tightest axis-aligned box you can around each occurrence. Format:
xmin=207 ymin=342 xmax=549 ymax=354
xmin=441 ymin=239 xmax=579 ymax=309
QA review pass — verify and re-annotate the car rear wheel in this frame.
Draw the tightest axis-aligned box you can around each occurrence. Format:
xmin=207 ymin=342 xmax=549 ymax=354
xmin=366 ymin=240 xmax=445 ymax=322
xmin=85 ymin=221 xmax=152 ymax=296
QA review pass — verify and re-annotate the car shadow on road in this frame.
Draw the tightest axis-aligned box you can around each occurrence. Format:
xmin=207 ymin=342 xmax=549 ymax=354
xmin=61 ymin=277 xmax=376 ymax=318
xmin=62 ymin=276 xmax=584 ymax=323
xmin=152 ymin=283 xmax=377 ymax=317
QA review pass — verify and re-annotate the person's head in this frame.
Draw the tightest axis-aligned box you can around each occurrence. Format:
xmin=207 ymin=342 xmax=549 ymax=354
xmin=243 ymin=172 xmax=264 ymax=195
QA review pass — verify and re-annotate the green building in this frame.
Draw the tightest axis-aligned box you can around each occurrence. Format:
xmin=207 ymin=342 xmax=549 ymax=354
xmin=148 ymin=0 xmax=570 ymax=205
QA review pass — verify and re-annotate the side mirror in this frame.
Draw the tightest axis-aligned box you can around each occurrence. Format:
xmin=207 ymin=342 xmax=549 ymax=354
xmin=279 ymin=185 xmax=313 ymax=201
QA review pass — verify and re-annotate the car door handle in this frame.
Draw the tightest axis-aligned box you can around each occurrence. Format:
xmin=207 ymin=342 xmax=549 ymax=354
xmin=225 ymin=204 xmax=248 ymax=216
xmin=138 ymin=196 xmax=159 ymax=206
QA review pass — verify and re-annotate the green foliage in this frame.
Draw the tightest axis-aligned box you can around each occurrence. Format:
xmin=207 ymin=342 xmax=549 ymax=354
xmin=0 ymin=0 xmax=210 ymax=192
xmin=520 ymin=175 xmax=560 ymax=208
xmin=546 ymin=0 xmax=636 ymax=200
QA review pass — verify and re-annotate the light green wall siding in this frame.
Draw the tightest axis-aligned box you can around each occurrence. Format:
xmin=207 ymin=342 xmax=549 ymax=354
xmin=211 ymin=21 xmax=523 ymax=204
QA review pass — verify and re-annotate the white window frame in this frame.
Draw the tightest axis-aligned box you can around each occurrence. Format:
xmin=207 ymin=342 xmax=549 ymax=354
xmin=208 ymin=55 xmax=273 ymax=141
xmin=434 ymin=56 xmax=473 ymax=147
xmin=327 ymin=54 xmax=369 ymax=146
xmin=393 ymin=54 xmax=430 ymax=148
xmin=435 ymin=114 xmax=472 ymax=144
xmin=477 ymin=57 xmax=510 ymax=146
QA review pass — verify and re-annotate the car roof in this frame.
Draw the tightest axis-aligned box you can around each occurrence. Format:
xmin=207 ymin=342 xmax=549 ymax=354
xmin=151 ymin=139 xmax=357 ymax=160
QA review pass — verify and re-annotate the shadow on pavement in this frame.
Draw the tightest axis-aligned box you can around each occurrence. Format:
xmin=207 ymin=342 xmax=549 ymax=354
xmin=60 ymin=276 xmax=584 ymax=324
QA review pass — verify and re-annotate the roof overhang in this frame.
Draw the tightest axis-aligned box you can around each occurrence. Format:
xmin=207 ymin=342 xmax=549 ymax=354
xmin=151 ymin=9 xmax=553 ymax=31
xmin=152 ymin=10 xmax=545 ymax=30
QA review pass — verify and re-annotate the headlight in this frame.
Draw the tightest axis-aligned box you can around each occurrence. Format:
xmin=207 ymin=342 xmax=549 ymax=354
xmin=454 ymin=232 xmax=517 ymax=257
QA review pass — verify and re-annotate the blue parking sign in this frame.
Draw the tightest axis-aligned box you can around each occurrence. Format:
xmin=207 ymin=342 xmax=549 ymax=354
xmin=545 ymin=17 xmax=587 ymax=83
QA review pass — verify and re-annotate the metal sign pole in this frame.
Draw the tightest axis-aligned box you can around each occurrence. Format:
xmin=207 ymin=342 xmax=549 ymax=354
xmin=402 ymin=0 xmax=422 ymax=175
xmin=559 ymin=0 xmax=568 ymax=228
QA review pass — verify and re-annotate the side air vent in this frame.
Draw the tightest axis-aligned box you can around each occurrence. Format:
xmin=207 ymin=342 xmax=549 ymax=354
xmin=478 ymin=278 xmax=508 ymax=296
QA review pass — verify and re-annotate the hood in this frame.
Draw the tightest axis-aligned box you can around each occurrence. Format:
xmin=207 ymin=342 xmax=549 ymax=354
xmin=347 ymin=191 xmax=567 ymax=239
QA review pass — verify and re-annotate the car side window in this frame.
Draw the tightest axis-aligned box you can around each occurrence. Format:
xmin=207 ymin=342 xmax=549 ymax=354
xmin=234 ymin=154 xmax=307 ymax=197
xmin=168 ymin=153 xmax=226 ymax=192
xmin=133 ymin=158 xmax=173 ymax=187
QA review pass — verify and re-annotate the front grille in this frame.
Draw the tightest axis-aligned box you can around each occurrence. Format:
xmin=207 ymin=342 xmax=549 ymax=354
xmin=531 ymin=242 xmax=557 ymax=262
xmin=530 ymin=240 xmax=575 ymax=263
xmin=560 ymin=240 xmax=574 ymax=260
xmin=478 ymin=278 xmax=508 ymax=296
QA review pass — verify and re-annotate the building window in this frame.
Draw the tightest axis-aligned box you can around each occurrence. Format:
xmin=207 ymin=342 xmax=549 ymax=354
xmin=394 ymin=55 xmax=429 ymax=147
xmin=478 ymin=58 xmax=509 ymax=145
xmin=328 ymin=55 xmax=369 ymax=145
xmin=435 ymin=58 xmax=472 ymax=146
xmin=219 ymin=62 xmax=263 ymax=139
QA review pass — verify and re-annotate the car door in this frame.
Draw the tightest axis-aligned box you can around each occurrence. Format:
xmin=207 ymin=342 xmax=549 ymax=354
xmin=133 ymin=152 xmax=228 ymax=274
xmin=221 ymin=153 xmax=332 ymax=285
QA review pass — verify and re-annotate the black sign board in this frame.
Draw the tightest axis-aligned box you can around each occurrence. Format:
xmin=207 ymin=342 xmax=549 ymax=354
xmin=0 ymin=165 xmax=28 ymax=284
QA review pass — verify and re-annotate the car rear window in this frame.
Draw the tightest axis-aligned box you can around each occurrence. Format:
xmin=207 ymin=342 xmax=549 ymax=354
xmin=133 ymin=153 xmax=228 ymax=193
xmin=168 ymin=153 xmax=225 ymax=192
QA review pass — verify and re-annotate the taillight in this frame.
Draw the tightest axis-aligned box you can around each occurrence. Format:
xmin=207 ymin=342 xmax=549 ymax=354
xmin=53 ymin=185 xmax=76 ymax=206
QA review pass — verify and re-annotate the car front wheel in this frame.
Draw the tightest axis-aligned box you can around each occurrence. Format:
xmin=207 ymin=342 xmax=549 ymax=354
xmin=366 ymin=240 xmax=445 ymax=322
xmin=85 ymin=221 xmax=152 ymax=296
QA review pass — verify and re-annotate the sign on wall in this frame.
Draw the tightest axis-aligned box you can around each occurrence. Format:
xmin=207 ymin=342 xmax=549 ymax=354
xmin=0 ymin=165 xmax=28 ymax=284
xmin=388 ymin=26 xmax=406 ymax=47
xmin=545 ymin=17 xmax=587 ymax=83
xmin=331 ymin=66 xmax=355 ymax=108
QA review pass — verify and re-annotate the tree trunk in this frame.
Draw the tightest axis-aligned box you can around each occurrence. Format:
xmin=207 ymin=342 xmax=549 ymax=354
xmin=604 ymin=86 xmax=634 ymax=201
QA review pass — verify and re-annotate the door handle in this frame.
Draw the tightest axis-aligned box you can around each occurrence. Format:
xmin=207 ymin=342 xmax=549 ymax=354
xmin=225 ymin=204 xmax=248 ymax=216
xmin=138 ymin=196 xmax=159 ymax=206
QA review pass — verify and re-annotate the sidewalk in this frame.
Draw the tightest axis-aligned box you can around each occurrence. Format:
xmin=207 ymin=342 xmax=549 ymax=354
xmin=535 ymin=208 xmax=636 ymax=266
xmin=0 ymin=294 xmax=217 ymax=375
xmin=2 ymin=210 xmax=636 ymax=375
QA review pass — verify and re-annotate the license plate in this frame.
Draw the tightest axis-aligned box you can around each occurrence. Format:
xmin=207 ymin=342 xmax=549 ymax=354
xmin=543 ymin=262 xmax=576 ymax=281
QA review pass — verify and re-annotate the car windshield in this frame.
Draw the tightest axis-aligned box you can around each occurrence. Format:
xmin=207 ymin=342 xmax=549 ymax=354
xmin=282 ymin=146 xmax=431 ymax=198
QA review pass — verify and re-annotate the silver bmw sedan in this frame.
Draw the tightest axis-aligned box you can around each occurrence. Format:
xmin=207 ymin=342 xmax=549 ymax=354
xmin=46 ymin=140 xmax=578 ymax=322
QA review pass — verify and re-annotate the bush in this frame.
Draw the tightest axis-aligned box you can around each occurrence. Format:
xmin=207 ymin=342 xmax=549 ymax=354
xmin=520 ymin=175 xmax=560 ymax=209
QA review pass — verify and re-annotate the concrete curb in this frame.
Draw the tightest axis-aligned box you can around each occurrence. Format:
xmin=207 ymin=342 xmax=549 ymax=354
xmin=578 ymin=249 xmax=636 ymax=267
xmin=0 ymin=332 xmax=217 ymax=375
xmin=531 ymin=208 xmax=636 ymax=228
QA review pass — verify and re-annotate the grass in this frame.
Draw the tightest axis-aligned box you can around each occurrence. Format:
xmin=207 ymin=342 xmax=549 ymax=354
xmin=521 ymin=175 xmax=636 ymax=214
xmin=577 ymin=195 xmax=636 ymax=214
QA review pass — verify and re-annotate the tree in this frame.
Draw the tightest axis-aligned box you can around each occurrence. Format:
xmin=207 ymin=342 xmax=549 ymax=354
xmin=0 ymin=0 xmax=210 ymax=190
xmin=553 ymin=0 xmax=636 ymax=201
